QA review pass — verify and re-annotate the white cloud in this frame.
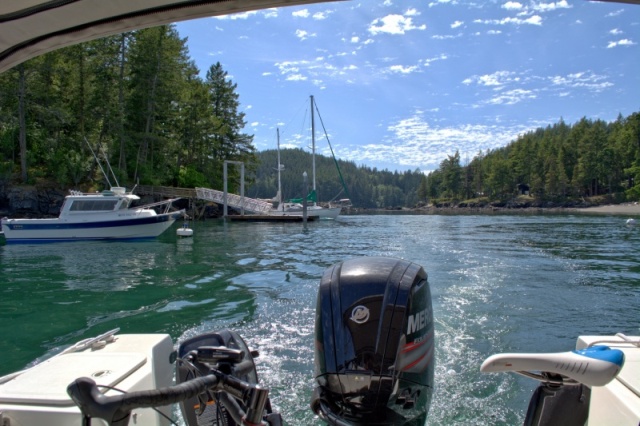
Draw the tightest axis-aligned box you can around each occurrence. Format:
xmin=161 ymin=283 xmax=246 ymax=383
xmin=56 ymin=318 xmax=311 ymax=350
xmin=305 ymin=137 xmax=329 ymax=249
xmin=286 ymin=74 xmax=308 ymax=81
xmin=292 ymin=9 xmax=310 ymax=18
xmin=609 ymin=28 xmax=623 ymax=35
xmin=355 ymin=113 xmax=534 ymax=171
xmin=213 ymin=10 xmax=258 ymax=20
xmin=432 ymin=33 xmax=463 ymax=40
xmin=263 ymin=9 xmax=278 ymax=19
xmin=606 ymin=9 xmax=624 ymax=17
xmin=451 ymin=20 xmax=464 ymax=29
xmin=270 ymin=56 xmax=364 ymax=86
xmin=474 ymin=15 xmax=542 ymax=26
xmin=463 ymin=70 xmax=517 ymax=87
xmin=312 ymin=10 xmax=333 ymax=20
xmin=502 ymin=2 xmax=523 ymax=11
xmin=275 ymin=60 xmax=305 ymax=76
xmin=295 ymin=29 xmax=316 ymax=40
xmin=369 ymin=13 xmax=427 ymax=35
xmin=486 ymin=88 xmax=536 ymax=105
xmin=423 ymin=54 xmax=448 ymax=66
xmin=607 ymin=39 xmax=636 ymax=48
xmin=549 ymin=71 xmax=613 ymax=91
xmin=428 ymin=0 xmax=456 ymax=7
xmin=387 ymin=64 xmax=420 ymax=74
xmin=531 ymin=1 xmax=572 ymax=12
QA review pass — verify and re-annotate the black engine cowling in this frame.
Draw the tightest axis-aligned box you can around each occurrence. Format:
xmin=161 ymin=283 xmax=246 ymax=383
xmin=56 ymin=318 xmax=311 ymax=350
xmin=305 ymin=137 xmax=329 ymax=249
xmin=311 ymin=257 xmax=435 ymax=425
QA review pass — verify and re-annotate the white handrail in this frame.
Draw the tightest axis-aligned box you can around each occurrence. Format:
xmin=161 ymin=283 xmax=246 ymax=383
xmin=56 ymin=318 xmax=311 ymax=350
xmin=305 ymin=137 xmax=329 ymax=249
xmin=196 ymin=188 xmax=273 ymax=213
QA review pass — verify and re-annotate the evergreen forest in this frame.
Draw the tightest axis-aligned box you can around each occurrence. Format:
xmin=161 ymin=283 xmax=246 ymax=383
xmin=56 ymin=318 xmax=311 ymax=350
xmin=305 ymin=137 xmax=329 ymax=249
xmin=421 ymin=113 xmax=640 ymax=206
xmin=0 ymin=25 xmax=256 ymax=193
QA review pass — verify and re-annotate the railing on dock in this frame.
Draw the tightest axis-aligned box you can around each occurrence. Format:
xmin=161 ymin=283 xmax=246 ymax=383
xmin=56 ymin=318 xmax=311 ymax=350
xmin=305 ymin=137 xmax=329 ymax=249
xmin=136 ymin=185 xmax=196 ymax=199
xmin=135 ymin=185 xmax=273 ymax=216
xmin=196 ymin=187 xmax=273 ymax=213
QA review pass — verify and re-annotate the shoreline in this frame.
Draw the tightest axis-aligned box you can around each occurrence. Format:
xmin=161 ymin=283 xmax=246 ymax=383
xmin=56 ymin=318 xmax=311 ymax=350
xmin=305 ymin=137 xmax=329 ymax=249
xmin=346 ymin=203 xmax=640 ymax=216
xmin=570 ymin=203 xmax=640 ymax=215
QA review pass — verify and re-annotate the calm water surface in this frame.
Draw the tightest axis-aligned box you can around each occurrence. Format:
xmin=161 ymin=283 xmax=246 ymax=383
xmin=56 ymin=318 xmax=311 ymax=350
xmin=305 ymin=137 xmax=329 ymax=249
xmin=1 ymin=214 xmax=638 ymax=425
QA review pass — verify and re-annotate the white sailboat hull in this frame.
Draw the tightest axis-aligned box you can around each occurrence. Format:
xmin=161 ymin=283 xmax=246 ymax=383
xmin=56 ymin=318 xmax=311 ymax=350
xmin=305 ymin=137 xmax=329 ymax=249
xmin=269 ymin=205 xmax=341 ymax=219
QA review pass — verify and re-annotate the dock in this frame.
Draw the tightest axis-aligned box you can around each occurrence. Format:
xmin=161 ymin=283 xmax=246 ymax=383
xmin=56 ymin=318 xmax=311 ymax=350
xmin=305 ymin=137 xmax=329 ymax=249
xmin=134 ymin=186 xmax=321 ymax=222
xmin=136 ymin=185 xmax=275 ymax=220
xmin=226 ymin=215 xmax=317 ymax=222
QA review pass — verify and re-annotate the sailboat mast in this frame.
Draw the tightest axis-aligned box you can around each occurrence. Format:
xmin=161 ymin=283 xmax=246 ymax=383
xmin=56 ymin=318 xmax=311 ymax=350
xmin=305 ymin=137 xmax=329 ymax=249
xmin=310 ymin=95 xmax=317 ymax=205
xmin=277 ymin=128 xmax=283 ymax=211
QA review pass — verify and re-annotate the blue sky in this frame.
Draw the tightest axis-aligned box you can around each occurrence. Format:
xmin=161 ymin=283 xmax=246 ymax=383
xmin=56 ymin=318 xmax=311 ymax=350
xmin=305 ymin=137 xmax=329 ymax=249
xmin=175 ymin=1 xmax=638 ymax=173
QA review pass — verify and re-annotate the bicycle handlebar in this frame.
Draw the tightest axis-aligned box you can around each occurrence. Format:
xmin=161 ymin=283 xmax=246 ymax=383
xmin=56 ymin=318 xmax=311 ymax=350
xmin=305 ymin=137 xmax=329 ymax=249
xmin=68 ymin=371 xmax=270 ymax=426
xmin=67 ymin=375 xmax=219 ymax=426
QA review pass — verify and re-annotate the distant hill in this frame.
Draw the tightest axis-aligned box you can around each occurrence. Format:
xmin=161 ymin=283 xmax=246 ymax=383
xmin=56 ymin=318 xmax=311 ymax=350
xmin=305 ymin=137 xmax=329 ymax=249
xmin=248 ymin=148 xmax=426 ymax=209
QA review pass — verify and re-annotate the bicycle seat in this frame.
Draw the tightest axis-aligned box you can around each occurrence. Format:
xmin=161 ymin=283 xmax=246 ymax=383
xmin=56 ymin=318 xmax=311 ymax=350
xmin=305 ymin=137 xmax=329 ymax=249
xmin=480 ymin=345 xmax=625 ymax=387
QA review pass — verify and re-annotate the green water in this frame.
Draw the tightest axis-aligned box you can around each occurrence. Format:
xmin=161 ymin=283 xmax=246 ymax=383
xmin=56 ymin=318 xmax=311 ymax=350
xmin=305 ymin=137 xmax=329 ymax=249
xmin=1 ymin=214 xmax=638 ymax=425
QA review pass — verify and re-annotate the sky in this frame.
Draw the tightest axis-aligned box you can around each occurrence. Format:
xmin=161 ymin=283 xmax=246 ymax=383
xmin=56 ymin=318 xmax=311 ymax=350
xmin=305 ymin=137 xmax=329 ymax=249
xmin=174 ymin=0 xmax=639 ymax=173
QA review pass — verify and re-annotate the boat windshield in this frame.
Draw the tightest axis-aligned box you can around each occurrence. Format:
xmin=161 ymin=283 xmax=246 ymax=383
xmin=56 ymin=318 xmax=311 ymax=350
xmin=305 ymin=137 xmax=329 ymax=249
xmin=119 ymin=199 xmax=131 ymax=210
xmin=69 ymin=199 xmax=119 ymax=212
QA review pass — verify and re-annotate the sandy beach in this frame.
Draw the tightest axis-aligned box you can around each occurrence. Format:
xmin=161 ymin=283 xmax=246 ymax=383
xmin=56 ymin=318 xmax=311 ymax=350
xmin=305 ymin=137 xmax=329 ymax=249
xmin=574 ymin=203 xmax=640 ymax=215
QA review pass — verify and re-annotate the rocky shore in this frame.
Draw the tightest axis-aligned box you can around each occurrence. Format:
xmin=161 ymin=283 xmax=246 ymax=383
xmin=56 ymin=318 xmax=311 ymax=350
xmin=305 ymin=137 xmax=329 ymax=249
xmin=349 ymin=200 xmax=640 ymax=216
xmin=0 ymin=185 xmax=66 ymax=218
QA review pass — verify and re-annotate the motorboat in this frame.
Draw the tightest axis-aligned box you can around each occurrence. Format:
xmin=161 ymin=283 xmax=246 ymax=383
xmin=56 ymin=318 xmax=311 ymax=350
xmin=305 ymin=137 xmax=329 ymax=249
xmin=1 ymin=187 xmax=184 ymax=243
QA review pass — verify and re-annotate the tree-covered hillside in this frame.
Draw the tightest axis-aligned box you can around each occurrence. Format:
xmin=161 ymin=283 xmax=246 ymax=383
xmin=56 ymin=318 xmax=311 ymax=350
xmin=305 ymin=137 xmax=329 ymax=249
xmin=422 ymin=113 xmax=640 ymax=204
xmin=249 ymin=148 xmax=425 ymax=209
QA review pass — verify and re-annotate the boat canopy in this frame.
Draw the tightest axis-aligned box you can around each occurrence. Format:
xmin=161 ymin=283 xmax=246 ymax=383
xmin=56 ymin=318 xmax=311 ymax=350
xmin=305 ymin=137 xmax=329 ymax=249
xmin=0 ymin=0 xmax=334 ymax=74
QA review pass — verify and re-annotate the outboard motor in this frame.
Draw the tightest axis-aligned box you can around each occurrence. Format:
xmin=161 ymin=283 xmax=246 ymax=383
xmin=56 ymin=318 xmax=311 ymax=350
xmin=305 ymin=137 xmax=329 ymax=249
xmin=176 ymin=330 xmax=263 ymax=426
xmin=311 ymin=257 xmax=434 ymax=425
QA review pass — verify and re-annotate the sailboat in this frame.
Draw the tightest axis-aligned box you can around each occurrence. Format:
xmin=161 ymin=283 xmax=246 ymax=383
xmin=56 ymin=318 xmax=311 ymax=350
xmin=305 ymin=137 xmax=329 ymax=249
xmin=269 ymin=96 xmax=343 ymax=220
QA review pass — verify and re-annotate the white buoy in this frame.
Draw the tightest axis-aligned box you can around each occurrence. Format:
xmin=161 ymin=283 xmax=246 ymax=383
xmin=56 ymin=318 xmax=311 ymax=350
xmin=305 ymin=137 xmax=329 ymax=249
xmin=177 ymin=221 xmax=193 ymax=237
xmin=626 ymin=218 xmax=636 ymax=226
